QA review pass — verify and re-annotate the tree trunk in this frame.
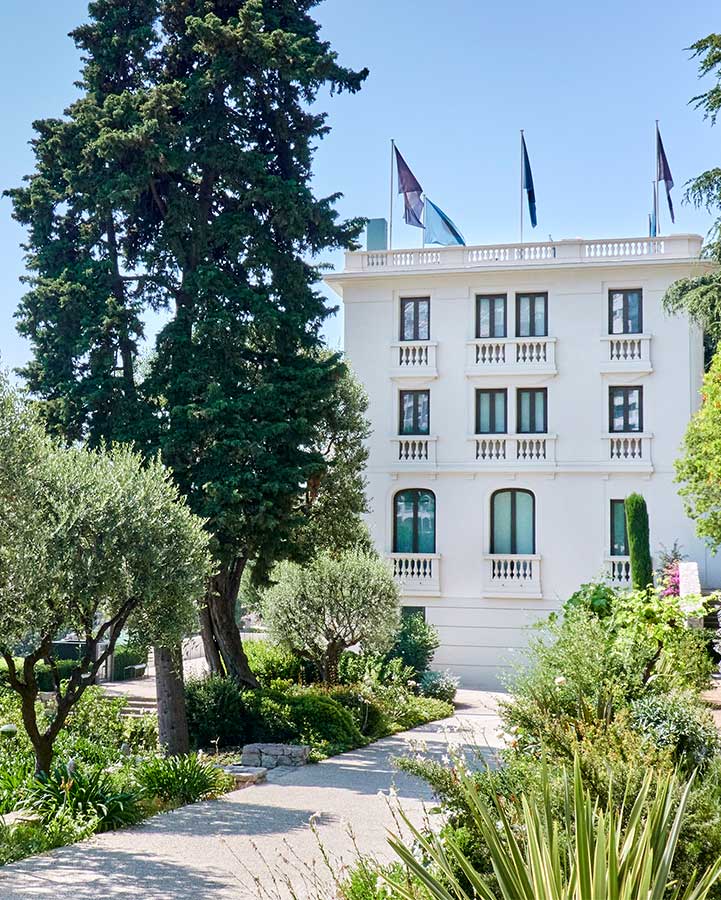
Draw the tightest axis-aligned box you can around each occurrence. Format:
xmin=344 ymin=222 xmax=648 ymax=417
xmin=155 ymin=644 xmax=190 ymax=756
xmin=323 ymin=643 xmax=342 ymax=685
xmin=202 ymin=559 xmax=259 ymax=688
xmin=198 ymin=602 xmax=224 ymax=675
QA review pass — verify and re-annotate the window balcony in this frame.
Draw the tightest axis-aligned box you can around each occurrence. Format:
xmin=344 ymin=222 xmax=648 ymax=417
xmin=466 ymin=337 xmax=557 ymax=376
xmin=605 ymin=556 xmax=631 ymax=586
xmin=392 ymin=435 xmax=437 ymax=465
xmin=600 ymin=335 xmax=652 ymax=374
xmin=389 ymin=553 xmax=441 ymax=596
xmin=483 ymin=554 xmax=542 ymax=597
xmin=390 ymin=341 xmax=438 ymax=379
xmin=470 ymin=434 xmax=557 ymax=465
xmin=604 ymin=433 xmax=653 ymax=468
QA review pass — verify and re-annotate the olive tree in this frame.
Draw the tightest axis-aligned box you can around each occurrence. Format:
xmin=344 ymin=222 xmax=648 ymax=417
xmin=0 ymin=381 xmax=210 ymax=773
xmin=260 ymin=550 xmax=400 ymax=683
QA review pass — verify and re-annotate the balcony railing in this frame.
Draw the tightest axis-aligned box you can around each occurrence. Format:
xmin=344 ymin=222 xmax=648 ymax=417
xmin=466 ymin=337 xmax=557 ymax=375
xmin=343 ymin=235 xmax=702 ymax=275
xmin=472 ymin=434 xmax=557 ymax=465
xmin=605 ymin=433 xmax=653 ymax=466
xmin=484 ymin=554 xmax=542 ymax=596
xmin=606 ymin=556 xmax=631 ymax=586
xmin=600 ymin=335 xmax=652 ymax=373
xmin=389 ymin=553 xmax=441 ymax=595
xmin=392 ymin=435 xmax=437 ymax=465
xmin=390 ymin=341 xmax=438 ymax=378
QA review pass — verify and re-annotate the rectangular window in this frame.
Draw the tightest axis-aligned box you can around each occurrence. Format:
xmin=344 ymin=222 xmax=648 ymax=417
xmin=610 ymin=500 xmax=628 ymax=556
xmin=476 ymin=389 xmax=507 ymax=434
xmin=609 ymin=289 xmax=642 ymax=335
xmin=609 ymin=386 xmax=643 ymax=432
xmin=399 ymin=390 xmax=430 ymax=435
xmin=476 ymin=294 xmax=507 ymax=338
xmin=516 ymin=293 xmax=548 ymax=337
xmin=517 ymin=388 xmax=547 ymax=433
xmin=400 ymin=297 xmax=430 ymax=341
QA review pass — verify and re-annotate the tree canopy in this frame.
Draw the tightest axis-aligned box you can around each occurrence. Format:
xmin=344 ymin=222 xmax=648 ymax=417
xmin=260 ymin=549 xmax=400 ymax=683
xmin=7 ymin=0 xmax=368 ymax=683
xmin=0 ymin=378 xmax=210 ymax=772
xmin=675 ymin=351 xmax=721 ymax=551
xmin=662 ymin=33 xmax=721 ymax=353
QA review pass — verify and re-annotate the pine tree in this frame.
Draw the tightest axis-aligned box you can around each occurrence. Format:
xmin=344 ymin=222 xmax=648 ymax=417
xmin=8 ymin=1 xmax=368 ymax=686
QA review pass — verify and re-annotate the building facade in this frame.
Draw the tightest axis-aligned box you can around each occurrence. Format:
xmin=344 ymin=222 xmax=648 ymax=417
xmin=327 ymin=234 xmax=719 ymax=689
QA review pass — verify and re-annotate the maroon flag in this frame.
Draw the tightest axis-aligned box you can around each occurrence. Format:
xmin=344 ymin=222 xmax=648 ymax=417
xmin=394 ymin=146 xmax=424 ymax=228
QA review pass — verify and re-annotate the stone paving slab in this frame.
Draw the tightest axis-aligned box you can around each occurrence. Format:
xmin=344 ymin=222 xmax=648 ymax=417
xmin=0 ymin=689 xmax=503 ymax=900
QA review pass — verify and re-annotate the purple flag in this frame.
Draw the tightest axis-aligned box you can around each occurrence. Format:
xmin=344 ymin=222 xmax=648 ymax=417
xmin=394 ymin=147 xmax=424 ymax=228
xmin=656 ymin=125 xmax=675 ymax=224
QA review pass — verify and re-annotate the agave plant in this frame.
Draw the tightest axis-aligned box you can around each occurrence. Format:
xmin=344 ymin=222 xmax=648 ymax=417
xmin=386 ymin=757 xmax=721 ymax=900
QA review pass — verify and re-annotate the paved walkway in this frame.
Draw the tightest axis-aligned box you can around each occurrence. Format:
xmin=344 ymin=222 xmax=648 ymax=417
xmin=0 ymin=690 xmax=504 ymax=900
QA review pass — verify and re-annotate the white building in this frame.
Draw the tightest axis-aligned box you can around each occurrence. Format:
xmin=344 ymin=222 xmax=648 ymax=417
xmin=326 ymin=234 xmax=720 ymax=689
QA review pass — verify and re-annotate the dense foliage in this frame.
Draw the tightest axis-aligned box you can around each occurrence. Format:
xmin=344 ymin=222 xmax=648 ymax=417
xmin=7 ymin=0 xmax=368 ymax=684
xmin=340 ymin=579 xmax=721 ymax=899
xmin=0 ymin=379 xmax=209 ymax=773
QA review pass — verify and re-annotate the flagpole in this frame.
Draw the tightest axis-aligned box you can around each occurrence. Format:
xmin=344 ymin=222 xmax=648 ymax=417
xmin=520 ymin=130 xmax=524 ymax=245
xmin=654 ymin=120 xmax=660 ymax=237
xmin=389 ymin=138 xmax=395 ymax=251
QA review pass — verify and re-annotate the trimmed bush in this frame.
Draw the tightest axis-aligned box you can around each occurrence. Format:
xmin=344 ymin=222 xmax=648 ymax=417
xmin=243 ymin=640 xmax=310 ymax=685
xmin=419 ymin=669 xmax=459 ymax=703
xmin=0 ymin=659 xmax=79 ymax=692
xmin=625 ymin=493 xmax=653 ymax=589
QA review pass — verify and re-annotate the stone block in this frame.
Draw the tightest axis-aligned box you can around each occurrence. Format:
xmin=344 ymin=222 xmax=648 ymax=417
xmin=241 ymin=742 xmax=310 ymax=768
xmin=220 ymin=765 xmax=268 ymax=789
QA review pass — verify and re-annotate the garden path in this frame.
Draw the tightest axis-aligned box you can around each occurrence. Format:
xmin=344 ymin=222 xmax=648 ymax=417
xmin=0 ymin=689 xmax=504 ymax=900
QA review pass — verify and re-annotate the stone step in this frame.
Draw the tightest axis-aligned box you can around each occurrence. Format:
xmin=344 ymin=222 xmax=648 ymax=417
xmin=219 ymin=765 xmax=268 ymax=789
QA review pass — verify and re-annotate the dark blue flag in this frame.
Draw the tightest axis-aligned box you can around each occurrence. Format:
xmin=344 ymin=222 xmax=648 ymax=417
xmin=521 ymin=134 xmax=537 ymax=228
xmin=656 ymin=125 xmax=675 ymax=224
xmin=395 ymin=146 xmax=424 ymax=228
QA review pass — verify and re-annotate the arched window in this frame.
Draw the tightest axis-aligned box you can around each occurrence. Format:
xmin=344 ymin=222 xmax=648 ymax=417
xmin=393 ymin=489 xmax=436 ymax=553
xmin=491 ymin=489 xmax=535 ymax=554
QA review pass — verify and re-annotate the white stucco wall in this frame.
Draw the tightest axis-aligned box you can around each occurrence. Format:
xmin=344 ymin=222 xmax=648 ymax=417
xmin=329 ymin=236 xmax=719 ymax=688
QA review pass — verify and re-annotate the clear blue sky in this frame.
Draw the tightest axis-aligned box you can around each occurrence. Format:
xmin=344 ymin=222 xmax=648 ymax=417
xmin=1 ymin=0 xmax=719 ymax=370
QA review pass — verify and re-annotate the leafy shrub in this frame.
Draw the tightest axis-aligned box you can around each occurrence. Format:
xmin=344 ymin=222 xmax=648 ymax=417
xmin=0 ymin=658 xmax=79 ymax=692
xmin=122 ymin=713 xmax=159 ymax=754
xmin=386 ymin=612 xmax=439 ymax=681
xmin=0 ymin=749 xmax=32 ymax=815
xmin=21 ymin=763 xmax=142 ymax=832
xmin=321 ymin=685 xmax=390 ymax=740
xmin=564 ymin=579 xmax=617 ymax=618
xmin=185 ymin=676 xmax=365 ymax=757
xmin=0 ymin=811 xmax=98 ymax=866
xmin=630 ymin=690 xmax=720 ymax=770
xmin=112 ymin=645 xmax=147 ymax=681
xmin=419 ymin=669 xmax=459 ymax=703
xmin=135 ymin=753 xmax=231 ymax=805
xmin=243 ymin=640 xmax=310 ymax=685
xmin=386 ymin=758 xmax=721 ymax=900
xmin=186 ymin=675 xmax=248 ymax=748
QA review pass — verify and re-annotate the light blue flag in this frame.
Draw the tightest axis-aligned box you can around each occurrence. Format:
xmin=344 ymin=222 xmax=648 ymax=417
xmin=424 ymin=198 xmax=465 ymax=246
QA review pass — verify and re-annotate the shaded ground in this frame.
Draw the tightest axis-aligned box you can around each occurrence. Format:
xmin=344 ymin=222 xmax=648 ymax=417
xmin=0 ymin=690 xmax=503 ymax=900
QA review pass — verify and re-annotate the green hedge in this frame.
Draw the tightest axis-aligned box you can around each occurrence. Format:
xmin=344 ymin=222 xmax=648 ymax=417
xmin=112 ymin=647 xmax=147 ymax=681
xmin=0 ymin=658 xmax=79 ymax=692
xmin=185 ymin=676 xmax=364 ymax=756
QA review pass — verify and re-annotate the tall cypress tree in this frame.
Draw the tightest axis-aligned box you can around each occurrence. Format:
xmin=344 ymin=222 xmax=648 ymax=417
xmin=8 ymin=0 xmax=367 ymax=685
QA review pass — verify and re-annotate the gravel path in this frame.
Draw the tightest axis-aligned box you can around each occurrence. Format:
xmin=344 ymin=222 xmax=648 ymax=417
xmin=0 ymin=690 xmax=503 ymax=900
